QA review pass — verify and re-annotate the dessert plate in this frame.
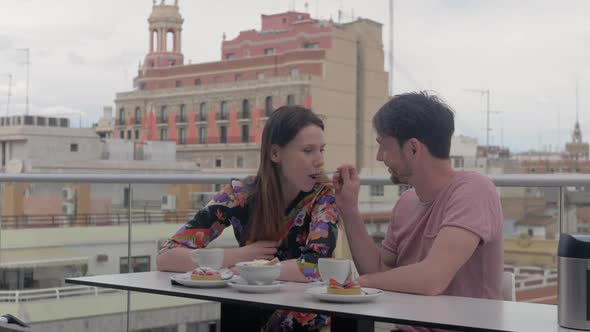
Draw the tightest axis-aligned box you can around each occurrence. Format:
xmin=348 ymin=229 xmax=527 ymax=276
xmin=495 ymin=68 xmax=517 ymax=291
xmin=170 ymin=270 xmax=233 ymax=288
xmin=228 ymin=276 xmax=283 ymax=293
xmin=305 ymin=287 xmax=383 ymax=303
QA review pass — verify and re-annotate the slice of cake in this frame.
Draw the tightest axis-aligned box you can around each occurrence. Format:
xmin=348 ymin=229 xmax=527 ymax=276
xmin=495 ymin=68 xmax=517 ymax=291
xmin=191 ymin=267 xmax=222 ymax=281
xmin=327 ymin=278 xmax=361 ymax=295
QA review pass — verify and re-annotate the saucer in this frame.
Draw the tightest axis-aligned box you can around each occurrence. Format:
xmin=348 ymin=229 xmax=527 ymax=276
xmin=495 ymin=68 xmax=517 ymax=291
xmin=305 ymin=287 xmax=383 ymax=303
xmin=228 ymin=277 xmax=283 ymax=293
xmin=170 ymin=270 xmax=233 ymax=288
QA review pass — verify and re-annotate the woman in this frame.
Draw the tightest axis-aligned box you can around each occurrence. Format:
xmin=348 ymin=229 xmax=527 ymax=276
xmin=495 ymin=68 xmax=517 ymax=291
xmin=157 ymin=105 xmax=339 ymax=332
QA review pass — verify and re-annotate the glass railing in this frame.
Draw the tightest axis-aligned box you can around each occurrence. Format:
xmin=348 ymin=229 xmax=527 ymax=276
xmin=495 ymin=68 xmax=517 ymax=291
xmin=0 ymin=172 xmax=588 ymax=331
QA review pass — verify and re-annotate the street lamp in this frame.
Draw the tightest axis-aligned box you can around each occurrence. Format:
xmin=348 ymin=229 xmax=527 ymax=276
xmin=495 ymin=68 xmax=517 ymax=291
xmin=464 ymin=88 xmax=501 ymax=173
xmin=16 ymin=48 xmax=30 ymax=115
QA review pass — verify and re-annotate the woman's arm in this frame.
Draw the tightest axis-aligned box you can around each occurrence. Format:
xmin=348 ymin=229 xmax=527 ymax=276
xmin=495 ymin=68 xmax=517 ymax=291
xmin=156 ymin=183 xmax=239 ymax=272
xmin=156 ymin=244 xmax=278 ymax=272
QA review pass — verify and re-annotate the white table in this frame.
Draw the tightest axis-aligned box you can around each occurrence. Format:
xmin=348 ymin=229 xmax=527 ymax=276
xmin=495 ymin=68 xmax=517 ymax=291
xmin=66 ymin=271 xmax=570 ymax=332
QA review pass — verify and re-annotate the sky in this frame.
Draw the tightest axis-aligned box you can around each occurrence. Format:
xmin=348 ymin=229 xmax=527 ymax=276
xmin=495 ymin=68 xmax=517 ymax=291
xmin=1 ymin=0 xmax=590 ymax=153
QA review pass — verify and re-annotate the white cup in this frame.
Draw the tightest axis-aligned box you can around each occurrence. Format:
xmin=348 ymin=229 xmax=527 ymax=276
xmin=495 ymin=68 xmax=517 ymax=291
xmin=190 ymin=248 xmax=224 ymax=271
xmin=318 ymin=258 xmax=352 ymax=285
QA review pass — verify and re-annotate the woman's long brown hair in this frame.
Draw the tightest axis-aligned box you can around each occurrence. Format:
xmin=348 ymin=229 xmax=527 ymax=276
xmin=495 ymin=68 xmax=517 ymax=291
xmin=245 ymin=105 xmax=324 ymax=242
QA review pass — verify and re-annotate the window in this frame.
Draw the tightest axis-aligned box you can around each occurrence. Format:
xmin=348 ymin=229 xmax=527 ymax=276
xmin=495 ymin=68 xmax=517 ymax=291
xmin=119 ymin=130 xmax=124 ymax=139
xmin=287 ymin=94 xmax=295 ymax=106
xmin=175 ymin=80 xmax=182 ymax=87
xmin=199 ymin=102 xmax=207 ymax=121
xmin=160 ymin=128 xmax=168 ymax=141
xmin=127 ymin=130 xmax=132 ymax=140
xmin=265 ymin=96 xmax=273 ymax=116
xmin=303 ymin=42 xmax=319 ymax=49
xmin=198 ymin=127 xmax=207 ymax=144
xmin=226 ymin=53 xmax=234 ymax=60
xmin=264 ymin=48 xmax=275 ymax=55
xmin=235 ymin=73 xmax=241 ymax=81
xmin=219 ymin=125 xmax=227 ymax=143
xmin=242 ymin=125 xmax=249 ymax=143
xmin=70 ymin=143 xmax=78 ymax=152
xmin=257 ymin=72 xmax=265 ymax=80
xmin=194 ymin=79 xmax=201 ymax=86
xmin=528 ymin=229 xmax=534 ymax=237
xmin=179 ymin=104 xmax=186 ymax=122
xmin=220 ymin=101 xmax=228 ymax=120
xmin=236 ymin=156 xmax=244 ymax=168
xmin=452 ymin=156 xmax=464 ymax=168
xmin=119 ymin=108 xmax=125 ymax=123
xmin=291 ymin=67 xmax=299 ymax=77
xmin=242 ymin=99 xmax=250 ymax=118
xmin=215 ymin=158 xmax=222 ymax=168
xmin=214 ymin=183 xmax=222 ymax=192
xmin=135 ymin=130 xmax=139 ymax=140
xmin=179 ymin=127 xmax=186 ymax=144
xmin=134 ymin=107 xmax=141 ymax=124
xmin=24 ymin=116 xmax=33 ymax=125
xmin=370 ymin=185 xmax=384 ymax=197
xmin=120 ymin=256 xmax=150 ymax=274
xmin=159 ymin=105 xmax=167 ymax=123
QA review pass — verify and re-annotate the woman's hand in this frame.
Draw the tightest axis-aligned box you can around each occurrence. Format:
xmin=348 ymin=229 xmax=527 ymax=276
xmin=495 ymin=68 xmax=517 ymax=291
xmin=223 ymin=241 xmax=278 ymax=267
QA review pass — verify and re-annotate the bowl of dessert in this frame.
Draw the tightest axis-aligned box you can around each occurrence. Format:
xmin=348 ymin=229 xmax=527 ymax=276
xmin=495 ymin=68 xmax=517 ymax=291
xmin=235 ymin=258 xmax=282 ymax=285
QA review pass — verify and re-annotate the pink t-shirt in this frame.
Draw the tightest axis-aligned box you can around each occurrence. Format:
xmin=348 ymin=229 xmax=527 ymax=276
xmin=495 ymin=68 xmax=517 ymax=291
xmin=382 ymin=171 xmax=504 ymax=332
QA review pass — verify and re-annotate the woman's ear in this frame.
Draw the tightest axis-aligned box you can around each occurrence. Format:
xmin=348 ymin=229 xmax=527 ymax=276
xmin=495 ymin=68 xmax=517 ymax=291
xmin=270 ymin=144 xmax=281 ymax=163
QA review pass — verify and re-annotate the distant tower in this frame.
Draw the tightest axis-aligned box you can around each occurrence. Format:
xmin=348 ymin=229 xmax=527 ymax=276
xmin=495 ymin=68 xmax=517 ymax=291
xmin=144 ymin=0 xmax=184 ymax=69
xmin=565 ymin=88 xmax=589 ymax=160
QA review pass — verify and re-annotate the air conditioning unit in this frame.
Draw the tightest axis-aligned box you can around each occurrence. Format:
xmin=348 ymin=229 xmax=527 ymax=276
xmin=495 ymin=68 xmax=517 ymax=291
xmin=161 ymin=194 xmax=176 ymax=210
xmin=62 ymin=187 xmax=76 ymax=200
xmin=62 ymin=202 xmax=75 ymax=215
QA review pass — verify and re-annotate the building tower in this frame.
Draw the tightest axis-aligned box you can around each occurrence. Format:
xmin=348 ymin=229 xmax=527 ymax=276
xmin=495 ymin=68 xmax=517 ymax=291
xmin=565 ymin=95 xmax=589 ymax=160
xmin=144 ymin=0 xmax=184 ymax=69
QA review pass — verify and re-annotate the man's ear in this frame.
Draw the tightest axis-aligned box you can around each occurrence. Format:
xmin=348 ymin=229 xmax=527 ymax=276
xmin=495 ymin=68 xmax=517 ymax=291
xmin=270 ymin=144 xmax=281 ymax=163
xmin=407 ymin=138 xmax=420 ymax=156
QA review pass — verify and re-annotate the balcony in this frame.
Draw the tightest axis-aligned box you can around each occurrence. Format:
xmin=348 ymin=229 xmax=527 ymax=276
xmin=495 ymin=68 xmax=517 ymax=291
xmin=216 ymin=113 xmax=229 ymax=121
xmin=157 ymin=116 xmax=167 ymax=124
xmin=1 ymin=172 xmax=587 ymax=331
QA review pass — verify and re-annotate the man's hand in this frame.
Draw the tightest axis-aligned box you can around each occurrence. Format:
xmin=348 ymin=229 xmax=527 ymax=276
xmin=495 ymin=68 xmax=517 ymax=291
xmin=333 ymin=164 xmax=361 ymax=215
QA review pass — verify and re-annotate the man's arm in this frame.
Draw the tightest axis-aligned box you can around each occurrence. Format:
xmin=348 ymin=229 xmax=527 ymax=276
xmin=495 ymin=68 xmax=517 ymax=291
xmin=341 ymin=208 xmax=395 ymax=274
xmin=334 ymin=165 xmax=391 ymax=274
xmin=359 ymin=226 xmax=480 ymax=295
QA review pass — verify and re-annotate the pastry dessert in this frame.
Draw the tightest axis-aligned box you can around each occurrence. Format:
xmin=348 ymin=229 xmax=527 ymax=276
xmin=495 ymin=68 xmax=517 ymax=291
xmin=327 ymin=278 xmax=361 ymax=295
xmin=191 ymin=267 xmax=222 ymax=280
xmin=248 ymin=257 xmax=280 ymax=266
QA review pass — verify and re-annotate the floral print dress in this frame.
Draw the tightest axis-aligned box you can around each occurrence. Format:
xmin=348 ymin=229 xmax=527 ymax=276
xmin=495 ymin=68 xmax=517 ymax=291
xmin=161 ymin=177 xmax=339 ymax=332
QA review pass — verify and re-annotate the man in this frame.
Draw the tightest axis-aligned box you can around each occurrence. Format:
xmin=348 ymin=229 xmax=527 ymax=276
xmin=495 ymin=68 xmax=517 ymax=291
xmin=334 ymin=92 xmax=503 ymax=331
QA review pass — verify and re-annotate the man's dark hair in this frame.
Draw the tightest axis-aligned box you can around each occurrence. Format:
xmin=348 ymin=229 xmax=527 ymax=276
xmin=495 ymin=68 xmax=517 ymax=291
xmin=373 ymin=91 xmax=455 ymax=159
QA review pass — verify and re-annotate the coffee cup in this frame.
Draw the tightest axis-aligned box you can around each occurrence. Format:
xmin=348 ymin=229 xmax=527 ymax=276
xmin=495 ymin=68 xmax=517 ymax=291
xmin=318 ymin=258 xmax=353 ymax=285
xmin=190 ymin=248 xmax=224 ymax=271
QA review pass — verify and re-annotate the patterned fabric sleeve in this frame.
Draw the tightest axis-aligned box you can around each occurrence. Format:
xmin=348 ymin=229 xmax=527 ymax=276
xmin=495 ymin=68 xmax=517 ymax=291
xmin=296 ymin=184 xmax=339 ymax=281
xmin=160 ymin=179 xmax=247 ymax=251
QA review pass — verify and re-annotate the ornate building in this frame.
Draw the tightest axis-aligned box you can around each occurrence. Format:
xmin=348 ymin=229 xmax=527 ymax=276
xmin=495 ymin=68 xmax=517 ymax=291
xmin=113 ymin=0 xmax=389 ymax=173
